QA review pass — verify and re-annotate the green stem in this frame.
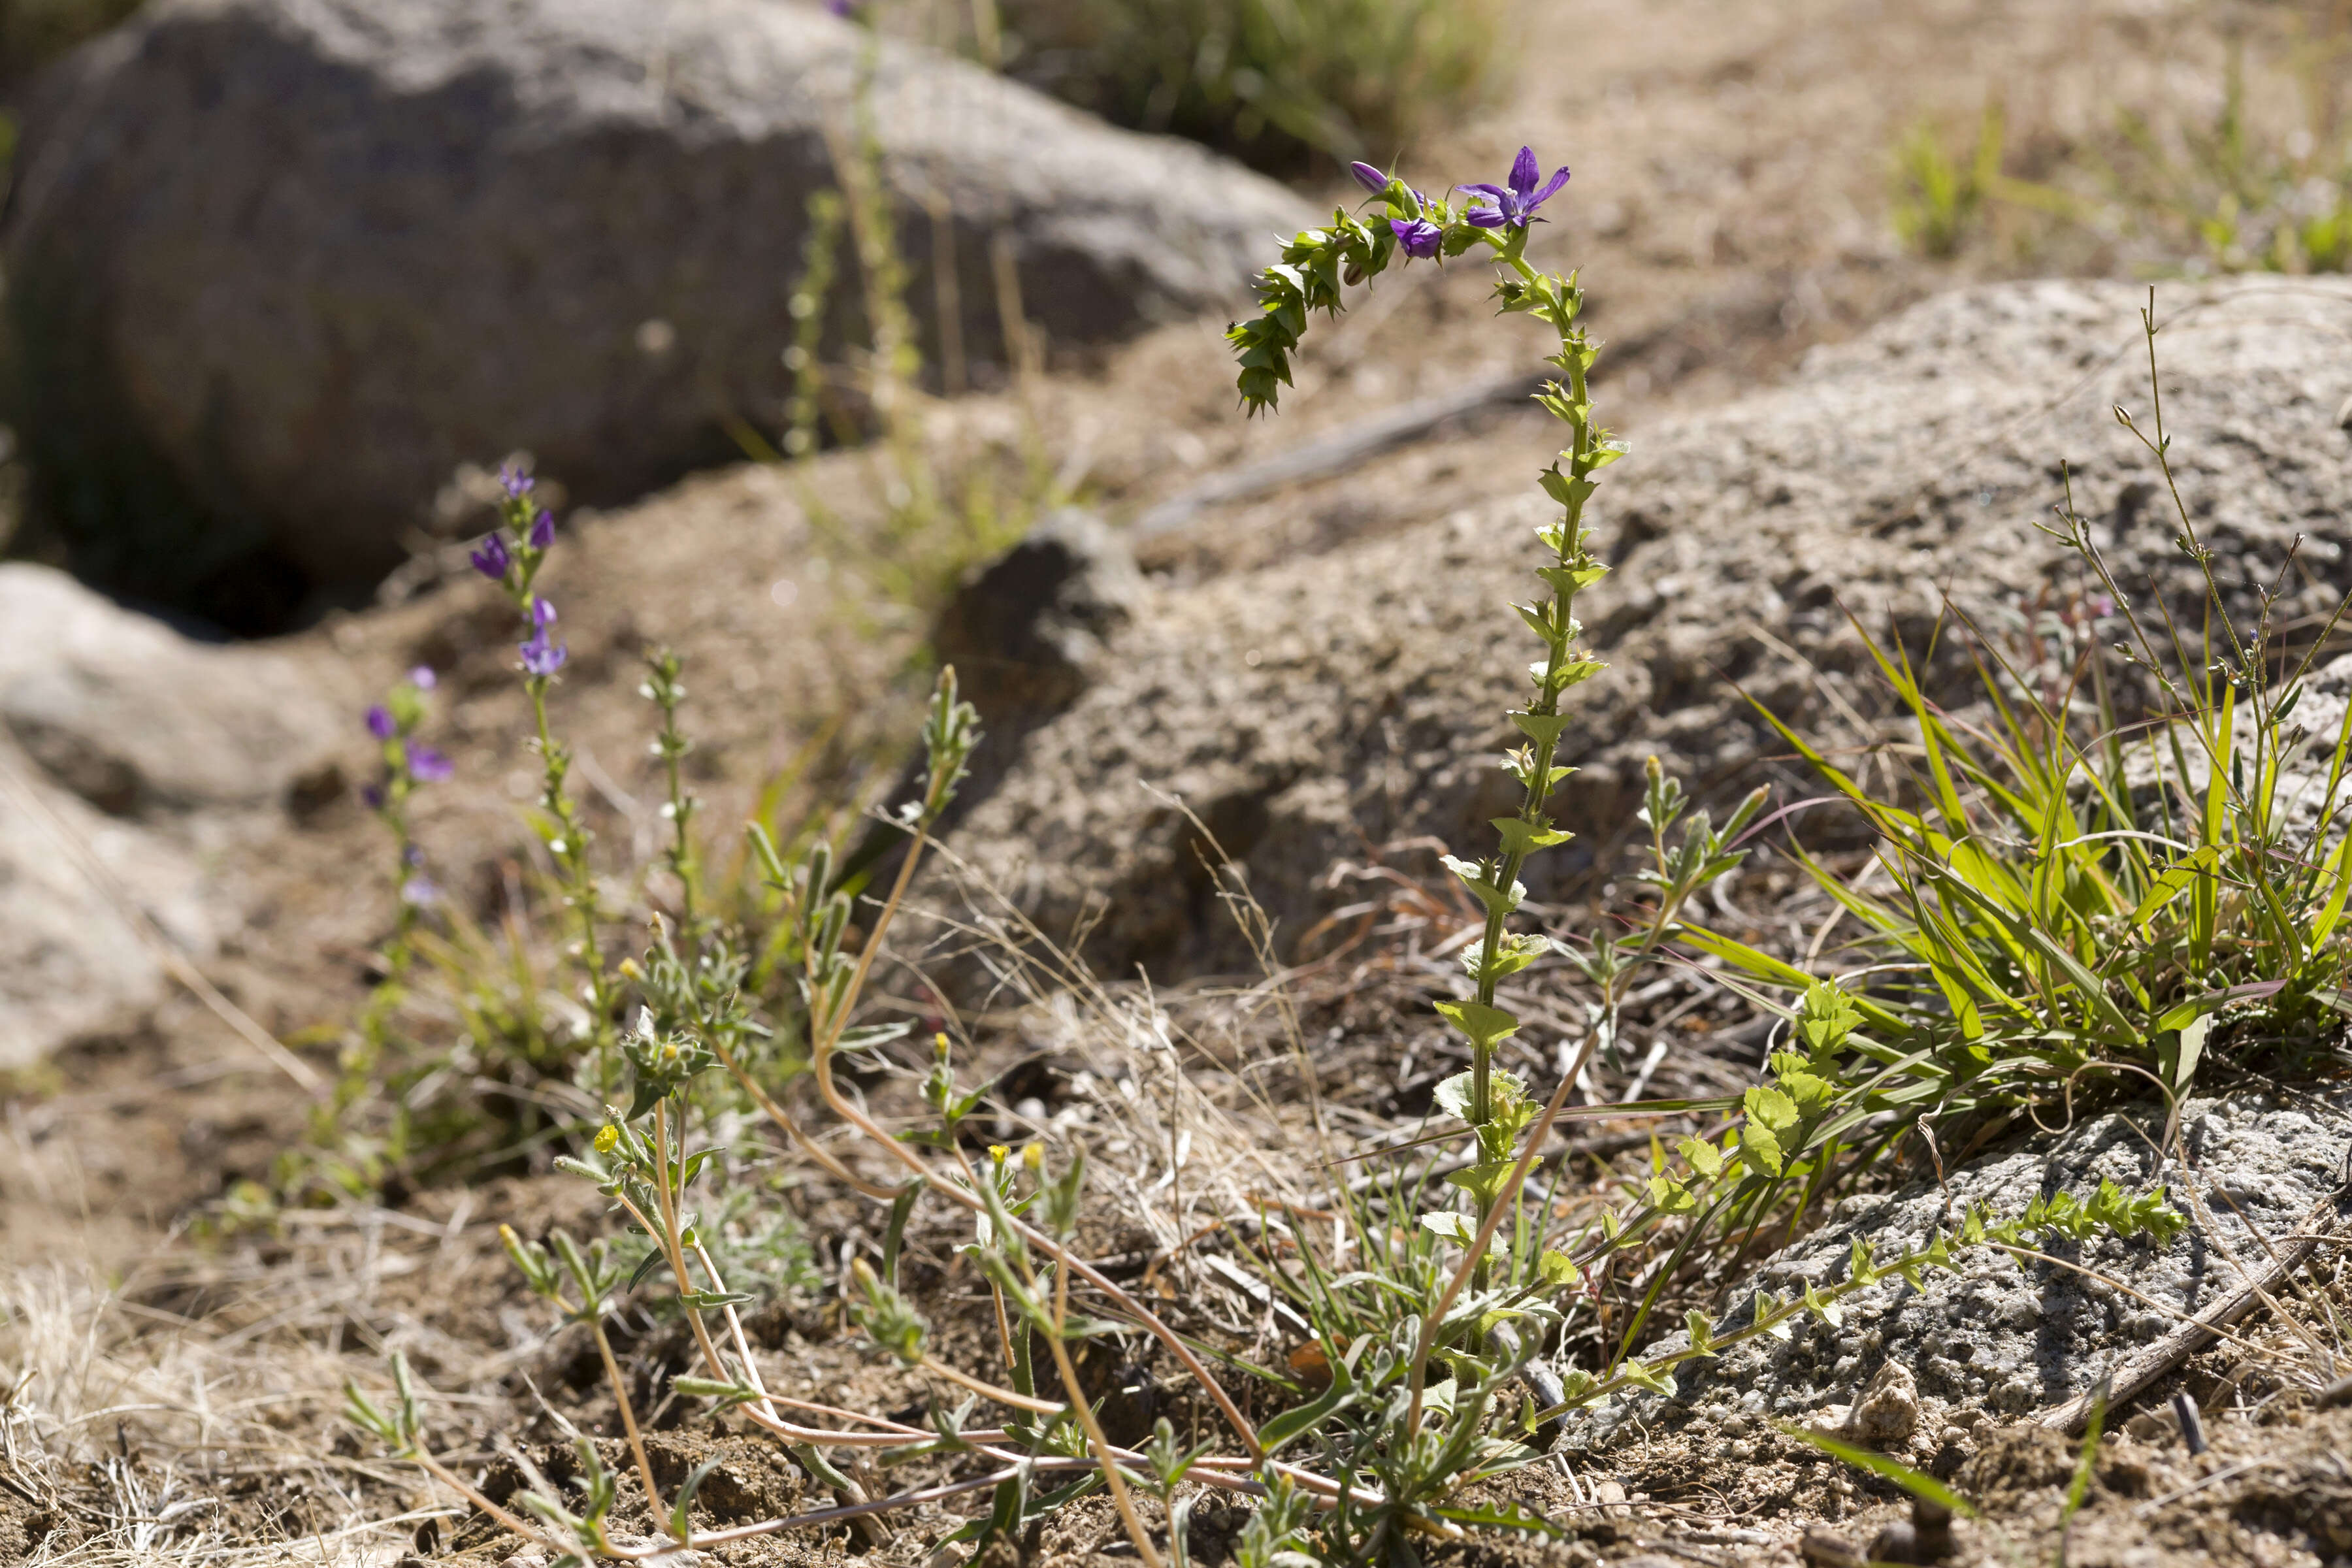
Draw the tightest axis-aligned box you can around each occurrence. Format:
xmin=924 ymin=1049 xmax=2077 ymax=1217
xmin=529 ymin=676 xmax=618 ymax=1085
xmin=1463 ymin=242 xmax=1603 ymax=1273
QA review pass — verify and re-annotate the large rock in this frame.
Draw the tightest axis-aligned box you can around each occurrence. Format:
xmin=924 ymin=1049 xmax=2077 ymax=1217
xmin=1567 ymin=1088 xmax=2351 ymax=1452
xmin=933 ymin=278 xmax=2352 ymax=979
xmin=0 ymin=564 xmax=342 ymax=815
xmin=5 ymin=0 xmax=1307 ymax=625
xmin=0 ymin=564 xmax=344 ymax=1064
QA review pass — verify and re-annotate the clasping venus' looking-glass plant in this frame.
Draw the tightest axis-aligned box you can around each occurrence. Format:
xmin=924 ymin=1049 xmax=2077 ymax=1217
xmin=1233 ymin=146 xmax=1631 ymax=1365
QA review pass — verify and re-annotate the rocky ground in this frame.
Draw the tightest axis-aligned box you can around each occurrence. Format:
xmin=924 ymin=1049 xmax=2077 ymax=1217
xmin=5 ymin=1 xmax=2352 ymax=1565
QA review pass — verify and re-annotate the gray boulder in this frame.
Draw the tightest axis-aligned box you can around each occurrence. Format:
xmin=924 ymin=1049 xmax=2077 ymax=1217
xmin=0 ymin=564 xmax=344 ymax=1064
xmin=5 ymin=0 xmax=1307 ymax=621
xmin=1569 ymin=1088 xmax=2351 ymax=1452
xmin=0 ymin=564 xmax=343 ymax=815
xmin=934 ymin=278 xmax=2352 ymax=979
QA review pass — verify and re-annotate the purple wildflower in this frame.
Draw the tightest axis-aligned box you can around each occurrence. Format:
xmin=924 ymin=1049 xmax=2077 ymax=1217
xmin=366 ymin=704 xmax=397 ymax=740
xmin=1390 ymin=216 xmax=1443 ymax=259
xmin=470 ymin=531 xmax=513 ymax=581
xmin=826 ymin=0 xmax=855 ymax=14
xmin=361 ymin=783 xmax=386 ymax=810
xmin=1459 ymin=146 xmax=1570 ymax=229
xmin=406 ymin=743 xmax=454 ymax=782
xmin=520 ymin=597 xmax=567 ymax=677
xmin=400 ymin=874 xmax=441 ymax=907
xmin=528 ymin=508 xmax=555 ymax=550
xmin=1349 ymin=161 xmax=1390 ymax=195
xmin=499 ymin=463 xmax=535 ymax=499
xmin=408 ymin=665 xmax=437 ymax=691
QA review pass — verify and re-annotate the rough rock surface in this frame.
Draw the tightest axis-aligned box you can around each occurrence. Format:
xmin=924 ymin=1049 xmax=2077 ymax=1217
xmin=936 ymin=278 xmax=2352 ymax=979
xmin=933 ymin=508 xmax=1140 ymax=811
xmin=5 ymin=0 xmax=1307 ymax=621
xmin=0 ymin=565 xmax=344 ymax=1065
xmin=1568 ymin=1090 xmax=2352 ymax=1454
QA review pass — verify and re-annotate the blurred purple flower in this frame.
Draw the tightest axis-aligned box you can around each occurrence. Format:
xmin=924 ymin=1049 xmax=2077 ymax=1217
xmin=361 ymin=783 xmax=386 ymax=810
xmin=366 ymin=705 xmax=397 ymax=740
xmin=1350 ymin=161 xmax=1390 ymax=195
xmin=528 ymin=508 xmax=555 ymax=550
xmin=408 ymin=665 xmax=437 ymax=691
xmin=1460 ymin=146 xmax=1569 ymax=229
xmin=400 ymin=874 xmax=441 ymax=907
xmin=499 ymin=463 xmax=535 ymax=499
xmin=1390 ymin=217 xmax=1443 ymax=259
xmin=826 ymin=0 xmax=855 ymax=14
xmin=406 ymin=743 xmax=454 ymax=782
xmin=470 ymin=531 xmax=512 ymax=581
xmin=521 ymin=598 xmax=567 ymax=676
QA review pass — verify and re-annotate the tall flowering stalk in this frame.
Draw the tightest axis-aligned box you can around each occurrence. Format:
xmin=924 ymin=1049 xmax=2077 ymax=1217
xmin=312 ymin=668 xmax=451 ymax=1192
xmin=1231 ymin=150 xmax=1616 ymax=1275
xmin=472 ymin=466 xmax=621 ymax=1085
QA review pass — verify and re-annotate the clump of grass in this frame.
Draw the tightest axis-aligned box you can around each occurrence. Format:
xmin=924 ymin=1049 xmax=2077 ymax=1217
xmin=1891 ymin=103 xmax=2011 ymax=261
xmin=1687 ymin=298 xmax=2352 ymax=1143
xmin=987 ymin=0 xmax=1504 ymax=172
xmin=1889 ymin=24 xmax=2352 ymax=272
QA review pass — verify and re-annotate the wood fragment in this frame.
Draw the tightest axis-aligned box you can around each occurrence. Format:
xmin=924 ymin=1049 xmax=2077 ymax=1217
xmin=2034 ymin=1186 xmax=2349 ymax=1436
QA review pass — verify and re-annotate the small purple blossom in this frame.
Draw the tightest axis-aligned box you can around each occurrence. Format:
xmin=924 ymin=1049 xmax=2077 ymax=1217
xmin=1460 ymin=146 xmax=1570 ymax=230
xmin=1390 ymin=216 xmax=1443 ymax=259
xmin=499 ymin=463 xmax=535 ymax=499
xmin=1349 ymin=161 xmax=1390 ymax=195
xmin=409 ymin=665 xmax=437 ymax=691
xmin=400 ymin=874 xmax=441 ymax=907
xmin=470 ymin=531 xmax=513 ymax=581
xmin=406 ymin=743 xmax=454 ymax=782
xmin=528 ymin=508 xmax=555 ymax=550
xmin=361 ymin=783 xmax=386 ymax=810
xmin=366 ymin=704 xmax=397 ymax=740
xmin=520 ymin=597 xmax=567 ymax=677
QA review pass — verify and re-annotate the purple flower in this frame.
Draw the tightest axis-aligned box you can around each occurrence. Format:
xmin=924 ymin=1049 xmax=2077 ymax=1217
xmin=406 ymin=743 xmax=454 ymax=782
xmin=527 ymin=508 xmax=555 ymax=550
xmin=361 ymin=783 xmax=386 ymax=810
xmin=826 ymin=0 xmax=855 ymax=14
xmin=366 ymin=705 xmax=397 ymax=740
xmin=1390 ymin=217 xmax=1443 ymax=259
xmin=520 ymin=597 xmax=567 ymax=677
xmin=1459 ymin=146 xmax=1570 ymax=229
xmin=470 ymin=531 xmax=512 ymax=581
xmin=1350 ymin=161 xmax=1390 ymax=195
xmin=499 ymin=463 xmax=535 ymax=500
xmin=408 ymin=665 xmax=437 ymax=691
xmin=400 ymin=874 xmax=441 ymax=907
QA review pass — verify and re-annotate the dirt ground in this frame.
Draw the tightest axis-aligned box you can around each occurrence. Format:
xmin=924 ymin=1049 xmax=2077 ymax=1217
xmin=6 ymin=1 xmax=2351 ymax=1563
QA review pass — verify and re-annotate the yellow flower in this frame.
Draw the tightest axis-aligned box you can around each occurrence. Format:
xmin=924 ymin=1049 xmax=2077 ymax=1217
xmin=594 ymin=1124 xmax=621 ymax=1154
xmin=987 ymin=1144 xmax=1010 ymax=1166
xmin=1021 ymin=1143 xmax=1044 ymax=1173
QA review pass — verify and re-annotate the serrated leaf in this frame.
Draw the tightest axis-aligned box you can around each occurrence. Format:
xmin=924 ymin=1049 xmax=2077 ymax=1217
xmin=1491 ymin=817 xmax=1573 ymax=857
xmin=1677 ymin=1135 xmax=1724 ymax=1179
xmin=1433 ymin=1001 xmax=1521 ymax=1052
xmin=1537 ymin=1249 xmax=1581 ymax=1286
xmin=1420 ymin=1211 xmax=1480 ymax=1245
xmin=1740 ymin=1120 xmax=1785 ymax=1177
xmin=1512 ymin=711 xmax=1572 ymax=745
xmin=1744 ymin=1085 xmax=1799 ymax=1130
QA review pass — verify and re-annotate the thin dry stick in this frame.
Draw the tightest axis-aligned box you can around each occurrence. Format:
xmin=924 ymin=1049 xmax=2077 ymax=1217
xmin=2035 ymin=1185 xmax=2349 ymax=1435
xmin=796 ymin=819 xmax=1267 ymax=1457
xmin=1042 ymin=1254 xmax=1165 ymax=1568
